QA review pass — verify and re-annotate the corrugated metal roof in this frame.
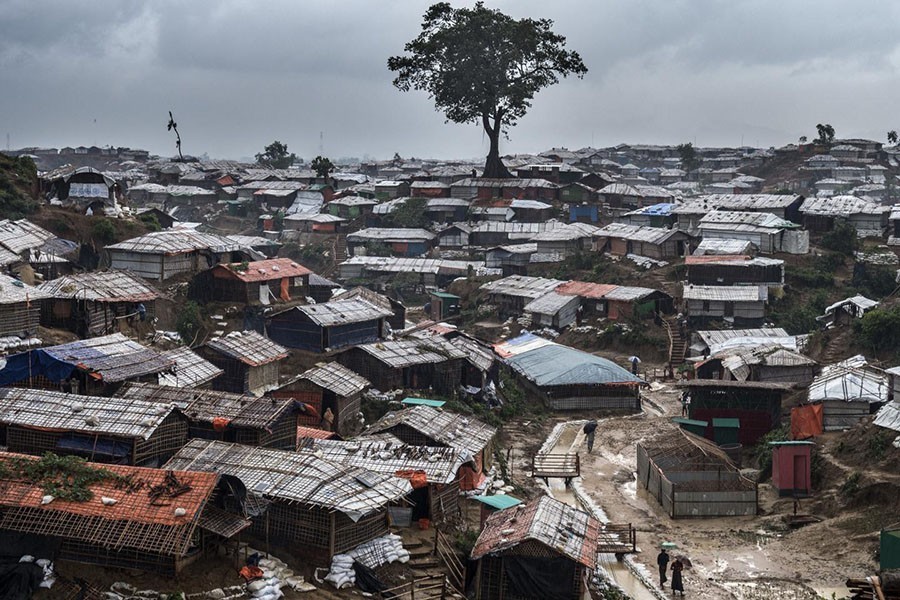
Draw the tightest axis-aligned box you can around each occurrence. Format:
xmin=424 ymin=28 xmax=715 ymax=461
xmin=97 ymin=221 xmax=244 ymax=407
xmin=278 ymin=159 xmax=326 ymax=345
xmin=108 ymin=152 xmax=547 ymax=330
xmin=296 ymin=298 xmax=393 ymax=327
xmin=366 ymin=405 xmax=496 ymax=456
xmin=481 ymin=275 xmax=565 ymax=299
xmin=38 ymin=270 xmax=160 ymax=303
xmin=595 ymin=222 xmax=681 ymax=244
xmin=347 ymin=228 xmax=435 ymax=242
xmin=524 ymin=292 xmax=580 ymax=315
xmin=339 ymin=256 xmax=485 ymax=275
xmin=205 ymin=331 xmax=288 ymax=367
xmin=471 ymin=496 xmax=599 ymax=569
xmin=799 ymin=195 xmax=888 ymax=216
xmin=555 ymin=281 xmax=619 ymax=300
xmin=0 ymin=387 xmax=177 ymax=440
xmin=0 ymin=219 xmax=57 ymax=255
xmin=694 ymin=239 xmax=755 ymax=255
xmin=164 ymin=439 xmax=411 ymax=520
xmin=0 ymin=274 xmax=53 ymax=304
xmin=448 ymin=336 xmax=495 ymax=373
xmin=157 ymin=347 xmax=223 ymax=388
xmin=699 ymin=210 xmax=797 ymax=230
xmin=298 ymin=361 xmax=371 ymax=397
xmin=106 ymin=230 xmax=247 ymax=255
xmin=298 ymin=437 xmax=465 ymax=485
xmin=603 ymin=286 xmax=659 ymax=302
xmin=358 ymin=337 xmax=466 ymax=368
xmin=683 ymin=285 xmax=767 ymax=302
xmin=530 ymin=223 xmax=599 ymax=242
xmin=505 ymin=343 xmax=642 ymax=387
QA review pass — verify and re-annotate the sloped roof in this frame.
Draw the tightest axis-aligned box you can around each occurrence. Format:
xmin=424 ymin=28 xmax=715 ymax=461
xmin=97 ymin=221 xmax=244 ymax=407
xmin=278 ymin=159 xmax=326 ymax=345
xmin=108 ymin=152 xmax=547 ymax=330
xmin=295 ymin=298 xmax=393 ymax=327
xmin=157 ymin=347 xmax=223 ymax=388
xmin=481 ymin=275 xmax=565 ymax=299
xmin=213 ymin=258 xmax=311 ymax=283
xmin=799 ymin=195 xmax=888 ymax=216
xmin=505 ymin=343 xmax=642 ymax=388
xmin=808 ymin=355 xmax=888 ymax=403
xmin=366 ymin=405 xmax=496 ymax=456
xmin=524 ymin=291 xmax=580 ymax=315
xmin=0 ymin=387 xmax=178 ymax=440
xmin=347 ymin=228 xmax=435 ymax=243
xmin=555 ymin=281 xmax=619 ymax=300
xmin=0 ymin=219 xmax=57 ymax=255
xmin=298 ymin=437 xmax=466 ymax=485
xmin=297 ymin=361 xmax=371 ymax=397
xmin=0 ymin=273 xmax=52 ymax=304
xmin=205 ymin=331 xmax=288 ymax=366
xmin=39 ymin=333 xmax=174 ymax=382
xmin=471 ymin=496 xmax=599 ymax=569
xmin=683 ymin=285 xmax=767 ymax=302
xmin=164 ymin=439 xmax=411 ymax=521
xmin=594 ymin=222 xmax=681 ymax=244
xmin=0 ymin=453 xmax=222 ymax=557
xmin=699 ymin=210 xmax=797 ymax=230
xmin=38 ymin=270 xmax=160 ymax=303
xmin=356 ymin=337 xmax=466 ymax=368
xmin=106 ymin=230 xmax=246 ymax=255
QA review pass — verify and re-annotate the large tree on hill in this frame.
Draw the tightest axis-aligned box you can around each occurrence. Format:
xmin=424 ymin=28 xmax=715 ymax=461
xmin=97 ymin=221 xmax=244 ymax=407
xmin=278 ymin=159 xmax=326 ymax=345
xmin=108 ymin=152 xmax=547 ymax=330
xmin=256 ymin=141 xmax=297 ymax=169
xmin=388 ymin=2 xmax=587 ymax=178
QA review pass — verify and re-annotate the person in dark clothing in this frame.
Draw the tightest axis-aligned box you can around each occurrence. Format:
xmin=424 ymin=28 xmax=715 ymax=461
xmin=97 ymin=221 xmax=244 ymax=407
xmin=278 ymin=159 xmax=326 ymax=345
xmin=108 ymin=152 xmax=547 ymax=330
xmin=671 ymin=557 xmax=684 ymax=595
xmin=137 ymin=303 xmax=147 ymax=322
xmin=631 ymin=356 xmax=640 ymax=376
xmin=583 ymin=420 xmax=598 ymax=453
xmin=656 ymin=548 xmax=669 ymax=586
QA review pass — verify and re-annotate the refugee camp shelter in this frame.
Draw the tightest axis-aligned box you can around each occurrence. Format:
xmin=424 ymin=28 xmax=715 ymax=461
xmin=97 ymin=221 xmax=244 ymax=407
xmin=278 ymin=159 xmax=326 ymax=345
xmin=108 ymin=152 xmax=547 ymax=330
xmin=480 ymin=276 xmax=565 ymax=319
xmin=198 ymin=331 xmax=287 ymax=395
xmin=346 ymin=228 xmax=436 ymax=257
xmin=266 ymin=298 xmax=392 ymax=352
xmin=697 ymin=210 xmax=805 ymax=255
xmin=193 ymin=257 xmax=311 ymax=305
xmin=817 ymin=295 xmax=878 ymax=327
xmin=593 ymin=222 xmax=693 ymax=259
xmin=156 ymin=346 xmax=224 ymax=388
xmin=297 ymin=434 xmax=465 ymax=523
xmin=105 ymin=230 xmax=261 ymax=281
xmin=165 ymin=439 xmax=411 ymax=564
xmin=683 ymin=284 xmax=768 ymax=327
xmin=338 ymin=337 xmax=466 ymax=396
xmin=679 ymin=380 xmax=789 ymax=444
xmin=636 ymin=427 xmax=758 ymax=518
xmin=470 ymin=496 xmax=599 ymax=600
xmin=0 ymin=274 xmax=51 ymax=338
xmin=0 ymin=333 xmax=175 ymax=395
xmin=38 ymin=270 xmax=161 ymax=337
xmin=268 ymin=362 xmax=370 ymax=437
xmin=116 ymin=382 xmax=300 ymax=450
xmin=698 ymin=344 xmax=816 ymax=386
xmin=0 ymin=453 xmax=249 ymax=575
xmin=332 ymin=286 xmax=407 ymax=331
xmin=429 ymin=290 xmax=461 ymax=321
xmin=684 ymin=256 xmax=785 ymax=289
xmin=499 ymin=335 xmax=643 ymax=411
xmin=807 ymin=355 xmax=888 ymax=431
xmin=523 ymin=291 xmax=581 ymax=330
xmin=0 ymin=387 xmax=188 ymax=466
xmin=366 ymin=405 xmax=496 ymax=491
xmin=770 ymin=441 xmax=815 ymax=497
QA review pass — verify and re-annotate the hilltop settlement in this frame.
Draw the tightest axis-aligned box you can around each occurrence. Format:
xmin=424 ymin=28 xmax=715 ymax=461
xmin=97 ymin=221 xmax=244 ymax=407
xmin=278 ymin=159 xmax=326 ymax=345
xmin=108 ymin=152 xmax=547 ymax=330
xmin=3 ymin=139 xmax=900 ymax=600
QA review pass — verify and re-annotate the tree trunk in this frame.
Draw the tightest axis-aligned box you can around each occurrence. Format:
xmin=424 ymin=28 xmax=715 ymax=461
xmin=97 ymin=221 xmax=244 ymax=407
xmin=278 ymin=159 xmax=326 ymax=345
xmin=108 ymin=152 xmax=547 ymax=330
xmin=481 ymin=115 xmax=512 ymax=179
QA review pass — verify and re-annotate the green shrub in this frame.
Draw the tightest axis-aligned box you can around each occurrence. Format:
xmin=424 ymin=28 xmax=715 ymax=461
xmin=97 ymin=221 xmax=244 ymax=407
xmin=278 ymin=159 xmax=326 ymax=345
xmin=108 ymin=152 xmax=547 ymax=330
xmin=176 ymin=301 xmax=205 ymax=345
xmin=91 ymin=219 xmax=117 ymax=244
xmin=857 ymin=305 xmax=900 ymax=352
xmin=839 ymin=472 xmax=861 ymax=498
xmin=821 ymin=220 xmax=858 ymax=256
xmin=752 ymin=425 xmax=789 ymax=478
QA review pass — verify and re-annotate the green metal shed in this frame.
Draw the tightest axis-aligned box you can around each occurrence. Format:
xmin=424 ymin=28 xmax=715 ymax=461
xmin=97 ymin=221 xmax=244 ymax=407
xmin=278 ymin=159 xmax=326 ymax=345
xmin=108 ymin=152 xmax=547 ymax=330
xmin=881 ymin=527 xmax=900 ymax=571
xmin=712 ymin=418 xmax=741 ymax=445
xmin=672 ymin=417 xmax=708 ymax=437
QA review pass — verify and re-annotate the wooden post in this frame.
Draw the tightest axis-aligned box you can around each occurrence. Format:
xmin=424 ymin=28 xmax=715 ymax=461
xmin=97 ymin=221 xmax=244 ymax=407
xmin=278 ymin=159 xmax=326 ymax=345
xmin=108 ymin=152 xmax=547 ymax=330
xmin=410 ymin=576 xmax=416 ymax=600
xmin=265 ymin=510 xmax=270 ymax=558
xmin=329 ymin=512 xmax=336 ymax=558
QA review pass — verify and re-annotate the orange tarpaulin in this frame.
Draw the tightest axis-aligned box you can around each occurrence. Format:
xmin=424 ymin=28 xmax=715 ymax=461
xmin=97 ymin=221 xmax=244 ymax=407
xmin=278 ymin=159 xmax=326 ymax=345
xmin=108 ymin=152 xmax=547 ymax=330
xmin=212 ymin=417 xmax=231 ymax=432
xmin=791 ymin=403 xmax=823 ymax=440
xmin=280 ymin=277 xmax=290 ymax=302
xmin=395 ymin=469 xmax=428 ymax=489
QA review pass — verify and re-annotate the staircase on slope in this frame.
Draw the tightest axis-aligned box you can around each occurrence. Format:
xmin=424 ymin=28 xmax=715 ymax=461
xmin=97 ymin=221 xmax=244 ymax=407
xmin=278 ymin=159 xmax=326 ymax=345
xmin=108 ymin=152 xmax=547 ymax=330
xmin=663 ymin=316 xmax=687 ymax=368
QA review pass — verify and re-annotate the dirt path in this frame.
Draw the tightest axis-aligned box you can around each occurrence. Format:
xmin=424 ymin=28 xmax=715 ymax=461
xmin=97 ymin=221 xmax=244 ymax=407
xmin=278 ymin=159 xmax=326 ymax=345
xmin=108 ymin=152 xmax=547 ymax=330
xmin=504 ymin=381 xmax=871 ymax=600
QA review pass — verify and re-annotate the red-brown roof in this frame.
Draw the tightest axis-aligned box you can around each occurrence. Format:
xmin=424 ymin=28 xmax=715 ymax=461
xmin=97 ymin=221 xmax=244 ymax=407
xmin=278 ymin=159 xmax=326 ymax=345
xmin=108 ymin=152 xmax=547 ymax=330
xmin=471 ymin=496 xmax=599 ymax=569
xmin=555 ymin=281 xmax=619 ymax=299
xmin=683 ymin=255 xmax=751 ymax=265
xmin=297 ymin=425 xmax=338 ymax=441
xmin=214 ymin=258 xmax=312 ymax=283
xmin=0 ymin=453 xmax=218 ymax=526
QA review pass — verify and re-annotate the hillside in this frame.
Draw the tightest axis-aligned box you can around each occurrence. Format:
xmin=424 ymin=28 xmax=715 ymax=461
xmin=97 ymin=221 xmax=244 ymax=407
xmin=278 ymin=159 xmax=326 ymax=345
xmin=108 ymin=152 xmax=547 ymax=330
xmin=0 ymin=152 xmax=39 ymax=219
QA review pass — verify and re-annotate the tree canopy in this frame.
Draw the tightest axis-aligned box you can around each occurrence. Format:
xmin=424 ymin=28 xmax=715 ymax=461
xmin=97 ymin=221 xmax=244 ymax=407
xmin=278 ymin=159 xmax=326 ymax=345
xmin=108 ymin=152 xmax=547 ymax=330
xmin=311 ymin=155 xmax=335 ymax=179
xmin=676 ymin=142 xmax=701 ymax=172
xmin=888 ymin=130 xmax=898 ymax=145
xmin=388 ymin=2 xmax=587 ymax=178
xmin=255 ymin=141 xmax=297 ymax=169
xmin=815 ymin=123 xmax=835 ymax=145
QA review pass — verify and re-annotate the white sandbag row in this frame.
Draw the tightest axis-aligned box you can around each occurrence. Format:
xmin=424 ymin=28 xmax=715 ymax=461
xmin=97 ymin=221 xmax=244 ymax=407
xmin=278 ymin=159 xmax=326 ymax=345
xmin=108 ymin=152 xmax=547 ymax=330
xmin=325 ymin=533 xmax=410 ymax=590
xmin=243 ymin=550 xmax=317 ymax=596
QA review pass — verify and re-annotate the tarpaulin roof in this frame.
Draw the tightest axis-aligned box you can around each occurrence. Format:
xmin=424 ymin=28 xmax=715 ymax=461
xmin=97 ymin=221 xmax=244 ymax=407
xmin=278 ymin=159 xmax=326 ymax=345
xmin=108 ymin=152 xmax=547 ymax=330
xmin=505 ymin=343 xmax=642 ymax=388
xmin=808 ymin=355 xmax=888 ymax=403
xmin=0 ymin=333 xmax=174 ymax=385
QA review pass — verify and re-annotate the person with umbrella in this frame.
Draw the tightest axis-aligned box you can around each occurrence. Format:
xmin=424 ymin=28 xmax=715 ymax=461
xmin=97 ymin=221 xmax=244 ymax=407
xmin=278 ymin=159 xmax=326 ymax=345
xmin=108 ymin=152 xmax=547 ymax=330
xmin=583 ymin=420 xmax=598 ymax=453
xmin=629 ymin=355 xmax=641 ymax=376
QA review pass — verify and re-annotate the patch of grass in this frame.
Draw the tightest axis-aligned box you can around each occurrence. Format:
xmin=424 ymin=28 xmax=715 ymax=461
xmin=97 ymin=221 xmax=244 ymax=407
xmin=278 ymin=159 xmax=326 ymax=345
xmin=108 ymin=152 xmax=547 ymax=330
xmin=866 ymin=429 xmax=891 ymax=461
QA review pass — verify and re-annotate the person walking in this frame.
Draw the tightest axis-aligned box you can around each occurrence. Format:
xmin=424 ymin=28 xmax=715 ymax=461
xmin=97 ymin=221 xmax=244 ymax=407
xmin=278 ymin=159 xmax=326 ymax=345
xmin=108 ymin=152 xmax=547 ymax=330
xmin=681 ymin=391 xmax=691 ymax=417
xmin=671 ymin=557 xmax=685 ymax=596
xmin=656 ymin=547 xmax=669 ymax=586
xmin=583 ymin=420 xmax=598 ymax=453
xmin=630 ymin=355 xmax=641 ymax=376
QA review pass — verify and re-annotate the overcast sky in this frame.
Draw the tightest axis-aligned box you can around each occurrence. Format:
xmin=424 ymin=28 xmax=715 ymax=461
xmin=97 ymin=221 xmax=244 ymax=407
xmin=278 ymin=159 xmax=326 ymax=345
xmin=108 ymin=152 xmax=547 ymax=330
xmin=3 ymin=0 xmax=900 ymax=161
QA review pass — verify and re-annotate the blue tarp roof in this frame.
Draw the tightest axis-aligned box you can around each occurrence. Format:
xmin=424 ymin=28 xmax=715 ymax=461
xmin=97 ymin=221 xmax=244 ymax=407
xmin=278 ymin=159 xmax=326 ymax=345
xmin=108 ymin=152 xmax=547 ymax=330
xmin=506 ymin=344 xmax=642 ymax=387
xmin=472 ymin=494 xmax=522 ymax=510
xmin=634 ymin=203 xmax=677 ymax=216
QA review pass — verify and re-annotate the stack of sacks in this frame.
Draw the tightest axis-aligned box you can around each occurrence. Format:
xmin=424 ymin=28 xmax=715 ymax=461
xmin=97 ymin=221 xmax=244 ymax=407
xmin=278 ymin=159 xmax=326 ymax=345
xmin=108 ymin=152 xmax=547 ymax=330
xmin=246 ymin=554 xmax=296 ymax=600
xmin=19 ymin=556 xmax=55 ymax=589
xmin=325 ymin=534 xmax=410 ymax=589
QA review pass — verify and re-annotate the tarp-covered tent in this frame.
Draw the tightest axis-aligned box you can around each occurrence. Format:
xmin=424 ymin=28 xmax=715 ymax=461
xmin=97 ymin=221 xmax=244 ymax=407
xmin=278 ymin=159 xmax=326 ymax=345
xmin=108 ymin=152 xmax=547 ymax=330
xmin=808 ymin=355 xmax=888 ymax=431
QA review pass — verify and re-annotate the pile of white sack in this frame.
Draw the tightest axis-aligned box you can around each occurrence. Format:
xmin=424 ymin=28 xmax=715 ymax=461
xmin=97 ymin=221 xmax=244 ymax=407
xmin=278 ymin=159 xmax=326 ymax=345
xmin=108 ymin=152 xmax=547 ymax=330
xmin=324 ymin=533 xmax=410 ymax=590
xmin=19 ymin=556 xmax=54 ymax=589
xmin=247 ymin=552 xmax=316 ymax=598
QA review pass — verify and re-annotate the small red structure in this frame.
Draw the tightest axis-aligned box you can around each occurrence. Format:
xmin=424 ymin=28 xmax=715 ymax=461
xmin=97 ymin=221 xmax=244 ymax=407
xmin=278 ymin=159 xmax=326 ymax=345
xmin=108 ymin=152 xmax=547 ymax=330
xmin=770 ymin=441 xmax=815 ymax=497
